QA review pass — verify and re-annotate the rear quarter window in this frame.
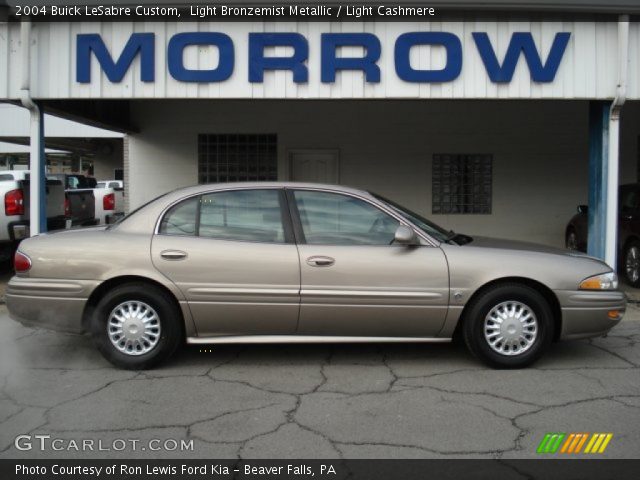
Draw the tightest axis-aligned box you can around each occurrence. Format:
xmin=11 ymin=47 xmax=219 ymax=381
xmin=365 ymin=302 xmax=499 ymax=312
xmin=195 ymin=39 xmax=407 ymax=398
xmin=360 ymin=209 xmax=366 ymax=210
xmin=158 ymin=197 xmax=198 ymax=236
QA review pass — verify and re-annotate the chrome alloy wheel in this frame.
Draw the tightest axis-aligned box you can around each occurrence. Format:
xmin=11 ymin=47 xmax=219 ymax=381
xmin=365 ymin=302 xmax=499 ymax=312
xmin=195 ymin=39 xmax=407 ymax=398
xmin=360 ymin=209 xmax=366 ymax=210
xmin=107 ymin=301 xmax=161 ymax=356
xmin=626 ymin=246 xmax=640 ymax=283
xmin=483 ymin=301 xmax=538 ymax=356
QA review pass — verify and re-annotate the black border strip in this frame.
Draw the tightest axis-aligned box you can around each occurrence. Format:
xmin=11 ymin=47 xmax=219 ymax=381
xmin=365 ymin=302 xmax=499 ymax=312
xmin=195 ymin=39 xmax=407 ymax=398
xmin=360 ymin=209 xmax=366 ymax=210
xmin=4 ymin=459 xmax=640 ymax=480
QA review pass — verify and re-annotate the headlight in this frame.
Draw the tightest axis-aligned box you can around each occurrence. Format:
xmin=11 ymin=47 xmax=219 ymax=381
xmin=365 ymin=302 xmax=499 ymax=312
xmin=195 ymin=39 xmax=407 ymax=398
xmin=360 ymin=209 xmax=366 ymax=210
xmin=579 ymin=272 xmax=618 ymax=290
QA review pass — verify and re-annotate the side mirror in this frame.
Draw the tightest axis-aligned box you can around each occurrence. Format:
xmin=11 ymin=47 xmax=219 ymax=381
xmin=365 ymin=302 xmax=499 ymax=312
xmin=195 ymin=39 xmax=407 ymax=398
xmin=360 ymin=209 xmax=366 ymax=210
xmin=577 ymin=205 xmax=588 ymax=214
xmin=394 ymin=225 xmax=418 ymax=245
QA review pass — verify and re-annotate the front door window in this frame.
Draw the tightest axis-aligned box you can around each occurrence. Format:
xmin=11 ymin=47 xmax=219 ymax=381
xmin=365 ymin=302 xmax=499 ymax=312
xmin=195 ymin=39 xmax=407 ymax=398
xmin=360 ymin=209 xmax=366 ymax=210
xmin=293 ymin=190 xmax=399 ymax=245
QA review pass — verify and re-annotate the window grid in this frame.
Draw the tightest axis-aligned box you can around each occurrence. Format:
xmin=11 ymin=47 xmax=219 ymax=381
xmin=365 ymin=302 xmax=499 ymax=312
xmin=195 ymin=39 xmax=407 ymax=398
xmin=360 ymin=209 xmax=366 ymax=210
xmin=432 ymin=154 xmax=492 ymax=214
xmin=198 ymin=134 xmax=278 ymax=184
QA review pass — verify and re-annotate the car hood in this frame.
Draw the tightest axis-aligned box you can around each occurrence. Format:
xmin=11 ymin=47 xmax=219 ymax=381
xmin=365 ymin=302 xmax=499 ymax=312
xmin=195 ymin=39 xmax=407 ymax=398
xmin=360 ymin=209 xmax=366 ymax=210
xmin=463 ymin=235 xmax=598 ymax=259
xmin=441 ymin=235 xmax=612 ymax=291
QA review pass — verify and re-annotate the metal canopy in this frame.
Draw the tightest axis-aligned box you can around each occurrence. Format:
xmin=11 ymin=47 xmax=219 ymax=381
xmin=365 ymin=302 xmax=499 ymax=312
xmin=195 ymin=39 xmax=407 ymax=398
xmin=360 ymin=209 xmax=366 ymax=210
xmin=40 ymin=101 xmax=138 ymax=134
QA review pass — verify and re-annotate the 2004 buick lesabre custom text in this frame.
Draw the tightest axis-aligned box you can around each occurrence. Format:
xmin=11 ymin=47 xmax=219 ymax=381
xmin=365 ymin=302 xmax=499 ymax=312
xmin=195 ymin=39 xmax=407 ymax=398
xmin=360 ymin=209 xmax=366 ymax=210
xmin=6 ymin=183 xmax=625 ymax=369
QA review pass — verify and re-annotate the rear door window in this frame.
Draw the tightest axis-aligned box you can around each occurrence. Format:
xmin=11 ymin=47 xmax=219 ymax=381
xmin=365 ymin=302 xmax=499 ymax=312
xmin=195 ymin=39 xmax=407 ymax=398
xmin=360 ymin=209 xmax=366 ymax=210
xmin=158 ymin=197 xmax=199 ymax=236
xmin=158 ymin=189 xmax=286 ymax=243
xmin=199 ymin=189 xmax=285 ymax=243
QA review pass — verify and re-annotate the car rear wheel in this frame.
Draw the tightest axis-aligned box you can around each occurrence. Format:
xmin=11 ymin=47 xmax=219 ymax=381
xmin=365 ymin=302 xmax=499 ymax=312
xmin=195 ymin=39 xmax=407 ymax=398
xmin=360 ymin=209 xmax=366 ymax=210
xmin=623 ymin=240 xmax=640 ymax=288
xmin=90 ymin=283 xmax=183 ymax=369
xmin=462 ymin=283 xmax=553 ymax=368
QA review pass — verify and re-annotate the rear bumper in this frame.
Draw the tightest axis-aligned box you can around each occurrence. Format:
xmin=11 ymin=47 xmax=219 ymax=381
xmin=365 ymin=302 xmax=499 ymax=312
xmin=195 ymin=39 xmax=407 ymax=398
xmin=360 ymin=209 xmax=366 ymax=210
xmin=556 ymin=290 xmax=626 ymax=340
xmin=71 ymin=218 xmax=99 ymax=227
xmin=106 ymin=212 xmax=125 ymax=224
xmin=5 ymin=276 xmax=99 ymax=334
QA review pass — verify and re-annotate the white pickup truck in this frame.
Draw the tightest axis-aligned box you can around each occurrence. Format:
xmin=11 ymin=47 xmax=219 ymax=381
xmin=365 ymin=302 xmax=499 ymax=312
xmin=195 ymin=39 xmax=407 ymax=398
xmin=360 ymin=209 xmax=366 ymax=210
xmin=93 ymin=179 xmax=125 ymax=225
xmin=0 ymin=170 xmax=67 ymax=262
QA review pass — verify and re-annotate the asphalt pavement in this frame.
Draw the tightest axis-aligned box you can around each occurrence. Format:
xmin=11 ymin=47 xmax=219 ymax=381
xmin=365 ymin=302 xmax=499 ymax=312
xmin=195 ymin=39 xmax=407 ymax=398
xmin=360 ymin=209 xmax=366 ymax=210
xmin=0 ymin=295 xmax=639 ymax=460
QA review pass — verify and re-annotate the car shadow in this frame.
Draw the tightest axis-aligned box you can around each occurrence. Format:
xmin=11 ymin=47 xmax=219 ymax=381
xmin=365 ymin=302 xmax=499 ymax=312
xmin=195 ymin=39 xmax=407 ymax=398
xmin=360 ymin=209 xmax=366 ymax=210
xmin=164 ymin=340 xmax=475 ymax=369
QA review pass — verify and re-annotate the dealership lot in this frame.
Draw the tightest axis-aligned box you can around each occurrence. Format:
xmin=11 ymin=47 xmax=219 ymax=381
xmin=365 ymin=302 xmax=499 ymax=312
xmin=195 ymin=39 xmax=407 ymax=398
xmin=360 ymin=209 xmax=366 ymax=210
xmin=0 ymin=287 xmax=638 ymax=460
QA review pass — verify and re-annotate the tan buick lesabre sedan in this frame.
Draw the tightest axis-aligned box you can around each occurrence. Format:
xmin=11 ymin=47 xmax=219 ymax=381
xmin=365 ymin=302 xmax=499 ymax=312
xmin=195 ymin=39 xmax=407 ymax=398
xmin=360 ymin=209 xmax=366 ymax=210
xmin=6 ymin=183 xmax=625 ymax=369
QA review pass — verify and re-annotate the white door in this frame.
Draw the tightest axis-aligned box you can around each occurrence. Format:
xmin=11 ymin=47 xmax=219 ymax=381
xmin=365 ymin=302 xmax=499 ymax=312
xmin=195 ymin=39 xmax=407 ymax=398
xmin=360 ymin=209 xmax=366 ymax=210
xmin=290 ymin=150 xmax=339 ymax=184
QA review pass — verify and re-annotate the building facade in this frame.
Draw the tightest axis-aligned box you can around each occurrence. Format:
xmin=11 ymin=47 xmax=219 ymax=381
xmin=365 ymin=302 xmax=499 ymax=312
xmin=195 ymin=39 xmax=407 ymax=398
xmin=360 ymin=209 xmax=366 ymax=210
xmin=1 ymin=2 xmax=639 ymax=263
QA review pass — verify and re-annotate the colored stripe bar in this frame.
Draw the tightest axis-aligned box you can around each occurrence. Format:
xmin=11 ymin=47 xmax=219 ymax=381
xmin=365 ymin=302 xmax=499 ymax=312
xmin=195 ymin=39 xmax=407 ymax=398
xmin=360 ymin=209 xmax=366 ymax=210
xmin=560 ymin=433 xmax=575 ymax=453
xmin=549 ymin=433 xmax=566 ymax=453
xmin=584 ymin=433 xmax=598 ymax=453
xmin=590 ymin=434 xmax=606 ymax=453
xmin=538 ymin=433 xmax=567 ymax=454
xmin=585 ymin=433 xmax=613 ymax=454
xmin=574 ymin=433 xmax=589 ymax=453
xmin=567 ymin=433 xmax=584 ymax=454
xmin=598 ymin=434 xmax=613 ymax=453
xmin=539 ymin=432 xmax=612 ymax=454
xmin=537 ymin=433 xmax=553 ymax=454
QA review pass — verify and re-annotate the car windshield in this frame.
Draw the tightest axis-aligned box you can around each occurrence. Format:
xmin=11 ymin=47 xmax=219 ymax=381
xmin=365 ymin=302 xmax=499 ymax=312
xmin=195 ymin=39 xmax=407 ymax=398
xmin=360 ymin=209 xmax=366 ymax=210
xmin=371 ymin=192 xmax=453 ymax=243
xmin=96 ymin=182 xmax=106 ymax=188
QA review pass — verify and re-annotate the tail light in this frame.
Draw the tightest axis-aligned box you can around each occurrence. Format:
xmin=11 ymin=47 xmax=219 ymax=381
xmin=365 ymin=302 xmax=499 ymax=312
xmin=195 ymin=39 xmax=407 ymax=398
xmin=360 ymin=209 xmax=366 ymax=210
xmin=5 ymin=189 xmax=24 ymax=216
xmin=64 ymin=197 xmax=71 ymax=216
xmin=103 ymin=193 xmax=115 ymax=211
xmin=14 ymin=251 xmax=31 ymax=273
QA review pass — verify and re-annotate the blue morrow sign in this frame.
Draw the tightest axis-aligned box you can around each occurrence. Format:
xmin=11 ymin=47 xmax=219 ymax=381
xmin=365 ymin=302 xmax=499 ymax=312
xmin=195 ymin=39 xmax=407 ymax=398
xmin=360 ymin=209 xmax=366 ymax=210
xmin=76 ymin=31 xmax=571 ymax=85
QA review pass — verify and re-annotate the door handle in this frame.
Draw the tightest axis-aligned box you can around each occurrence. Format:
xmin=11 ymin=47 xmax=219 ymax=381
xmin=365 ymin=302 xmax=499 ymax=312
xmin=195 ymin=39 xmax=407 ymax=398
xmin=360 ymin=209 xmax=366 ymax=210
xmin=160 ymin=250 xmax=187 ymax=260
xmin=306 ymin=256 xmax=335 ymax=267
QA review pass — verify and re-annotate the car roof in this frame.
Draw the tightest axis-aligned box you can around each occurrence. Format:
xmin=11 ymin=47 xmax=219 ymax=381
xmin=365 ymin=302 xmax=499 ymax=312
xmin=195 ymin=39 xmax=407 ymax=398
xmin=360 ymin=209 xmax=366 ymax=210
xmin=162 ymin=182 xmax=372 ymax=198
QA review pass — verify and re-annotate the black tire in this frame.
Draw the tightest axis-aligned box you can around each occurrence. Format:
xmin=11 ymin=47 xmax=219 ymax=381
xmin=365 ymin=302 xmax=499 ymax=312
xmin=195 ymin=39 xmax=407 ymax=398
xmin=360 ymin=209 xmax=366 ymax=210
xmin=462 ymin=283 xmax=554 ymax=369
xmin=0 ymin=241 xmax=19 ymax=271
xmin=89 ymin=282 xmax=183 ymax=369
xmin=623 ymin=239 xmax=640 ymax=288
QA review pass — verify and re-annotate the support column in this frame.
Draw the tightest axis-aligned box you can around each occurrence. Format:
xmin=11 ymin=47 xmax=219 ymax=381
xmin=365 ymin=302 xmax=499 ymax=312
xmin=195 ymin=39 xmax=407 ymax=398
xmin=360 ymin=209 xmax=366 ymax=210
xmin=28 ymin=102 xmax=47 ymax=236
xmin=587 ymin=100 xmax=621 ymax=270
xmin=587 ymin=101 xmax=610 ymax=262
xmin=606 ymin=106 xmax=621 ymax=270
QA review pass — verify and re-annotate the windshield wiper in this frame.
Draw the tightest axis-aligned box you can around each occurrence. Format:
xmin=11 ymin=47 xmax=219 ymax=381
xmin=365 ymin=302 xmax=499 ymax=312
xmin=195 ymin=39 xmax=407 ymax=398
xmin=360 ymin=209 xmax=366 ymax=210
xmin=444 ymin=230 xmax=458 ymax=244
xmin=444 ymin=230 xmax=473 ymax=246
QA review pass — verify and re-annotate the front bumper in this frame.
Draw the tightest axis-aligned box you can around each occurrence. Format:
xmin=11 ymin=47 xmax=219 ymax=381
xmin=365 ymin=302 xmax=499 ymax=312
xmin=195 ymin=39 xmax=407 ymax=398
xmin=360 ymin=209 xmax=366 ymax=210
xmin=5 ymin=276 xmax=100 ymax=334
xmin=556 ymin=290 xmax=626 ymax=340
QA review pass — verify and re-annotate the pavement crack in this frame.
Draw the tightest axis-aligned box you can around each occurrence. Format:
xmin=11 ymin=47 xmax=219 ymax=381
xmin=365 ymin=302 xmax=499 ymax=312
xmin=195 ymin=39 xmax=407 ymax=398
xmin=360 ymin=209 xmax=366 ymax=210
xmin=587 ymin=340 xmax=639 ymax=367
xmin=380 ymin=348 xmax=400 ymax=392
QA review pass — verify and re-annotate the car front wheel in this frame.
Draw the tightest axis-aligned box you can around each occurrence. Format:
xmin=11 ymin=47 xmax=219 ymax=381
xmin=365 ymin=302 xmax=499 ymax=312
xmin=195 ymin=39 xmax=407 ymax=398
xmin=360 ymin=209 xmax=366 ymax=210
xmin=462 ymin=283 xmax=553 ymax=368
xmin=90 ymin=283 xmax=183 ymax=369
